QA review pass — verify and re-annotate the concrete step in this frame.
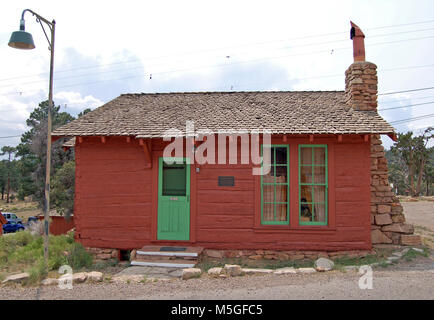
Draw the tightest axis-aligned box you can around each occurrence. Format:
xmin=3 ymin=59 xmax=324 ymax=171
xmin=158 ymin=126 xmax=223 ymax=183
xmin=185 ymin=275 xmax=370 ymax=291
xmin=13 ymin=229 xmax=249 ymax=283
xmin=130 ymin=259 xmax=196 ymax=268
xmin=131 ymin=245 xmax=203 ymax=268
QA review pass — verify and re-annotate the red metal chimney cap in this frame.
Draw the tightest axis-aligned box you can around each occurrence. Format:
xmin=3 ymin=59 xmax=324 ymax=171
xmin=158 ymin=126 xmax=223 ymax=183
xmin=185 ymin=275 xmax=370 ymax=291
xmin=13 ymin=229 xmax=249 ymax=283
xmin=350 ymin=21 xmax=366 ymax=62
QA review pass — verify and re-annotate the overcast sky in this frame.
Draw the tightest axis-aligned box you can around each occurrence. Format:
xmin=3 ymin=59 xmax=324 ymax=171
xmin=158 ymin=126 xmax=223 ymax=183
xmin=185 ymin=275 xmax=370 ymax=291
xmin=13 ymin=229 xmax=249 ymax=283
xmin=1 ymin=0 xmax=434 ymax=153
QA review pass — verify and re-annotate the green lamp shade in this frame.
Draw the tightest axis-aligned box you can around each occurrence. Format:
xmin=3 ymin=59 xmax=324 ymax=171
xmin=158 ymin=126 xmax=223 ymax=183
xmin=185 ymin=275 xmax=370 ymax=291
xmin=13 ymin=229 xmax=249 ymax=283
xmin=8 ymin=30 xmax=35 ymax=49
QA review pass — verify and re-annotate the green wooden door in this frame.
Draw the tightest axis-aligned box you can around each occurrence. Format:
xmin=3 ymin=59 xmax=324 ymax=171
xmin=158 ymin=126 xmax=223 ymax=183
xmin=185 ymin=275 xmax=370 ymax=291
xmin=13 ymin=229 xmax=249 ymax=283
xmin=157 ymin=157 xmax=190 ymax=240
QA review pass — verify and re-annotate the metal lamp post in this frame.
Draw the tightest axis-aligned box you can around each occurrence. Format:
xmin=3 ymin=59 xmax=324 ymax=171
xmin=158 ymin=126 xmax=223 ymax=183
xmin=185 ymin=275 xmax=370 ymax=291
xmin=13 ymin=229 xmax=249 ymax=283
xmin=9 ymin=9 xmax=56 ymax=264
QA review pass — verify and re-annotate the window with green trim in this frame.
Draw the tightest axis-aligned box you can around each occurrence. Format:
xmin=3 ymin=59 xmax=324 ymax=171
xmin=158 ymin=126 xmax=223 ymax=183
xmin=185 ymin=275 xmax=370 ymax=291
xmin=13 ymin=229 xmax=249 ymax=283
xmin=261 ymin=145 xmax=290 ymax=225
xmin=299 ymin=145 xmax=328 ymax=225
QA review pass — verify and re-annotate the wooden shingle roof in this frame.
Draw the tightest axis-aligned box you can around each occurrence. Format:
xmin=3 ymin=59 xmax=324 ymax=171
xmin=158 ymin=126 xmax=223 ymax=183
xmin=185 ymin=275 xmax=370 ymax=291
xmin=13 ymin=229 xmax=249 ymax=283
xmin=52 ymin=91 xmax=395 ymax=138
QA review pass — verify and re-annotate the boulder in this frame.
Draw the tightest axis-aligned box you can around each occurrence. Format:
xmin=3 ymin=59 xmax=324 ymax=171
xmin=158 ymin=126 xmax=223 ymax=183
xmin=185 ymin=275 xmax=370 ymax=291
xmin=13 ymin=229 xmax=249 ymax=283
xmin=181 ymin=268 xmax=202 ymax=280
xmin=2 ymin=273 xmax=30 ymax=284
xmin=314 ymin=258 xmax=334 ymax=272
xmin=248 ymin=255 xmax=263 ymax=260
xmin=223 ymin=264 xmax=244 ymax=277
xmin=207 ymin=267 xmax=223 ymax=277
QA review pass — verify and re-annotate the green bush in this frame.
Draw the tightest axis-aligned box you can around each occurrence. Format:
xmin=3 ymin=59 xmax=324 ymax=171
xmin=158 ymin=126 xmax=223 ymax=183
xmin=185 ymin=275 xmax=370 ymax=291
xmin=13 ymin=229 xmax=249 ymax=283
xmin=27 ymin=258 xmax=47 ymax=285
xmin=0 ymin=231 xmax=93 ymax=278
xmin=66 ymin=242 xmax=93 ymax=270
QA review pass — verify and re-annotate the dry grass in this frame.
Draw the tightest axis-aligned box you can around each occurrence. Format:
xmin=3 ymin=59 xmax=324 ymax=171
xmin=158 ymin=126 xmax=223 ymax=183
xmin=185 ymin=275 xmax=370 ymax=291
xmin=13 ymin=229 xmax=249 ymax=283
xmin=0 ymin=198 xmax=42 ymax=222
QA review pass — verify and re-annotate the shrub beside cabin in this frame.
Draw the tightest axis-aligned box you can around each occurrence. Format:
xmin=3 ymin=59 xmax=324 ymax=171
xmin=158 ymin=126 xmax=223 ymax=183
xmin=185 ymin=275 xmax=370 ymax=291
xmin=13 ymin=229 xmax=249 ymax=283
xmin=52 ymin=23 xmax=420 ymax=256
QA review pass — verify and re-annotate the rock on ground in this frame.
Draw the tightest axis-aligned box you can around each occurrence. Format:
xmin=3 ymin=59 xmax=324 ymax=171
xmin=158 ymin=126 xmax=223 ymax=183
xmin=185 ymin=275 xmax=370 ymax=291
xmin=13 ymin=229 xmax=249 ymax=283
xmin=314 ymin=258 xmax=334 ymax=272
xmin=1 ymin=273 xmax=30 ymax=284
xmin=242 ymin=268 xmax=274 ymax=275
xmin=274 ymin=267 xmax=296 ymax=275
xmin=181 ymin=268 xmax=202 ymax=280
xmin=223 ymin=264 xmax=243 ymax=277
xmin=72 ymin=273 xmax=87 ymax=284
xmin=297 ymin=268 xmax=316 ymax=274
xmin=86 ymin=271 xmax=103 ymax=282
xmin=208 ymin=267 xmax=223 ymax=277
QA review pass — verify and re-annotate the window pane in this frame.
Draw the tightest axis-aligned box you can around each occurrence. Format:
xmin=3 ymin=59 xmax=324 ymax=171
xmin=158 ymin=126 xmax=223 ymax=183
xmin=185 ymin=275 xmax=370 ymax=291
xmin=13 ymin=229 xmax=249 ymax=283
xmin=313 ymin=166 xmax=326 ymax=184
xmin=162 ymin=162 xmax=186 ymax=196
xmin=275 ymin=166 xmax=288 ymax=183
xmin=300 ymin=147 xmax=312 ymax=165
xmin=275 ymin=204 xmax=288 ymax=221
xmin=263 ymin=185 xmax=274 ymax=203
xmin=313 ymin=203 xmax=326 ymax=222
xmin=300 ymin=185 xmax=312 ymax=203
xmin=314 ymin=147 xmax=326 ymax=165
xmin=300 ymin=202 xmax=313 ymax=222
xmin=275 ymin=147 xmax=287 ymax=164
xmin=263 ymin=166 xmax=274 ymax=183
xmin=300 ymin=166 xmax=312 ymax=184
xmin=263 ymin=203 xmax=274 ymax=222
xmin=314 ymin=186 xmax=326 ymax=203
xmin=275 ymin=185 xmax=288 ymax=203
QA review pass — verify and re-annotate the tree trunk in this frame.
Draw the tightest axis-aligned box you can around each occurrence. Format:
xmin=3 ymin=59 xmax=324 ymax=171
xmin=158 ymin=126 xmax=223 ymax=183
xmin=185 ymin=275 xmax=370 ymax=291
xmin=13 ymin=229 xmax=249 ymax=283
xmin=6 ymin=177 xmax=10 ymax=204
xmin=409 ymin=153 xmax=415 ymax=197
xmin=415 ymin=157 xmax=426 ymax=196
xmin=6 ymin=152 xmax=10 ymax=203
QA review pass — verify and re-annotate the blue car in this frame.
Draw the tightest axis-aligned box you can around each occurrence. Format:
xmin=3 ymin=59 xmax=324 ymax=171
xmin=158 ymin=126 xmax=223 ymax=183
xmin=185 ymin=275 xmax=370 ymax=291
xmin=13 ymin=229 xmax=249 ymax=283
xmin=2 ymin=220 xmax=25 ymax=233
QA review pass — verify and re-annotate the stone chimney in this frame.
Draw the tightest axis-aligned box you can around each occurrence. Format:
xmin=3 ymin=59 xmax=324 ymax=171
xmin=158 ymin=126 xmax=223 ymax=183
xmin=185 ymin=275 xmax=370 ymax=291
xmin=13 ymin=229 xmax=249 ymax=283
xmin=345 ymin=21 xmax=378 ymax=112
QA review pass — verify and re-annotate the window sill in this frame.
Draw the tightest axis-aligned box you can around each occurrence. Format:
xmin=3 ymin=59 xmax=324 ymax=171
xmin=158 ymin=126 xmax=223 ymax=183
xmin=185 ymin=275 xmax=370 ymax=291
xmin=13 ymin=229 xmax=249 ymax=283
xmin=253 ymin=226 xmax=336 ymax=233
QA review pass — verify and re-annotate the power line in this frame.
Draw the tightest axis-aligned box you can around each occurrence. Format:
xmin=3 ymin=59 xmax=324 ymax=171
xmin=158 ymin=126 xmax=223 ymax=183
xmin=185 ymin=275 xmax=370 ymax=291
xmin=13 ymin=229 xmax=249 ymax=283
xmin=379 ymin=86 xmax=434 ymax=96
xmin=390 ymin=113 xmax=434 ymax=124
xmin=0 ymin=135 xmax=22 ymax=139
xmin=378 ymin=101 xmax=434 ymax=111
xmin=2 ymin=34 xmax=434 ymax=97
xmin=2 ymin=19 xmax=434 ymax=84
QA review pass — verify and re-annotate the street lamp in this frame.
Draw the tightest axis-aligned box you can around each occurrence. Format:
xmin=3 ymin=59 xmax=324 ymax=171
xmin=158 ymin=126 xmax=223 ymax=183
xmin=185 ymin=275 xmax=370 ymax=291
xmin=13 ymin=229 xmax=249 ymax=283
xmin=9 ymin=9 xmax=56 ymax=264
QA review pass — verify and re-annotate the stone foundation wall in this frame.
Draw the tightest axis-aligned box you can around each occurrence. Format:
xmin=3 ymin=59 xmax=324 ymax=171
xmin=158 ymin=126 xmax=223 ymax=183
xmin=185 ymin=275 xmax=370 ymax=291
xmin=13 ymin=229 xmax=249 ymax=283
xmin=370 ymin=135 xmax=421 ymax=245
xmin=85 ymin=247 xmax=119 ymax=260
xmin=203 ymin=249 xmax=375 ymax=260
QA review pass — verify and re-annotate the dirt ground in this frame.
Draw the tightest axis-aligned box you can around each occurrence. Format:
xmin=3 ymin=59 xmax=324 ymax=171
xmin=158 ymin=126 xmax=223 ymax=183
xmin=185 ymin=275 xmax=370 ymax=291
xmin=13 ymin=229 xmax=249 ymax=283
xmin=401 ymin=201 xmax=434 ymax=247
xmin=0 ymin=261 xmax=433 ymax=300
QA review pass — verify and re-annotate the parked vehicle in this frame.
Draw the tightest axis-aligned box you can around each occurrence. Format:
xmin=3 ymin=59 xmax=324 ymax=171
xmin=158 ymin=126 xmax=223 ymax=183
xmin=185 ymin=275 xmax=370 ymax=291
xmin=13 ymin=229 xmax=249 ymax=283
xmin=2 ymin=220 xmax=25 ymax=233
xmin=27 ymin=216 xmax=39 ymax=224
xmin=1 ymin=212 xmax=22 ymax=224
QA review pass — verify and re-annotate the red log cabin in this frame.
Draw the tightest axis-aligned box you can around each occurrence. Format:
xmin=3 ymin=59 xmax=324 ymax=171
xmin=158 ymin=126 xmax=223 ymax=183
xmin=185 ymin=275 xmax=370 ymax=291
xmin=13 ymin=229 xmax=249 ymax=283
xmin=52 ymin=22 xmax=406 ymax=259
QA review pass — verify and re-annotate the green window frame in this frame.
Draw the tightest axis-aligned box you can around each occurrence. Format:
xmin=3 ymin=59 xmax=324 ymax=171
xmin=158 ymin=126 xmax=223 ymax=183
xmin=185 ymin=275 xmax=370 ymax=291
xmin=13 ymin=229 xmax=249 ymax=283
xmin=261 ymin=145 xmax=290 ymax=225
xmin=298 ymin=145 xmax=328 ymax=226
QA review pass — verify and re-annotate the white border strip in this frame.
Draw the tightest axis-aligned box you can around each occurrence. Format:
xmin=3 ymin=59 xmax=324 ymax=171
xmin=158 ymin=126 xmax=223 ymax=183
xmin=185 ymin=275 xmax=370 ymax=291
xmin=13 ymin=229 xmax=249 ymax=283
xmin=131 ymin=261 xmax=195 ymax=268
xmin=137 ymin=250 xmax=198 ymax=257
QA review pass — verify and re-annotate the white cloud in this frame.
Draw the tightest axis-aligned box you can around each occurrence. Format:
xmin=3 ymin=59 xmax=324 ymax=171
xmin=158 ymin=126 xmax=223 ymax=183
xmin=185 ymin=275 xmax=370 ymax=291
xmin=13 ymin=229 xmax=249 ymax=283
xmin=54 ymin=91 xmax=103 ymax=115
